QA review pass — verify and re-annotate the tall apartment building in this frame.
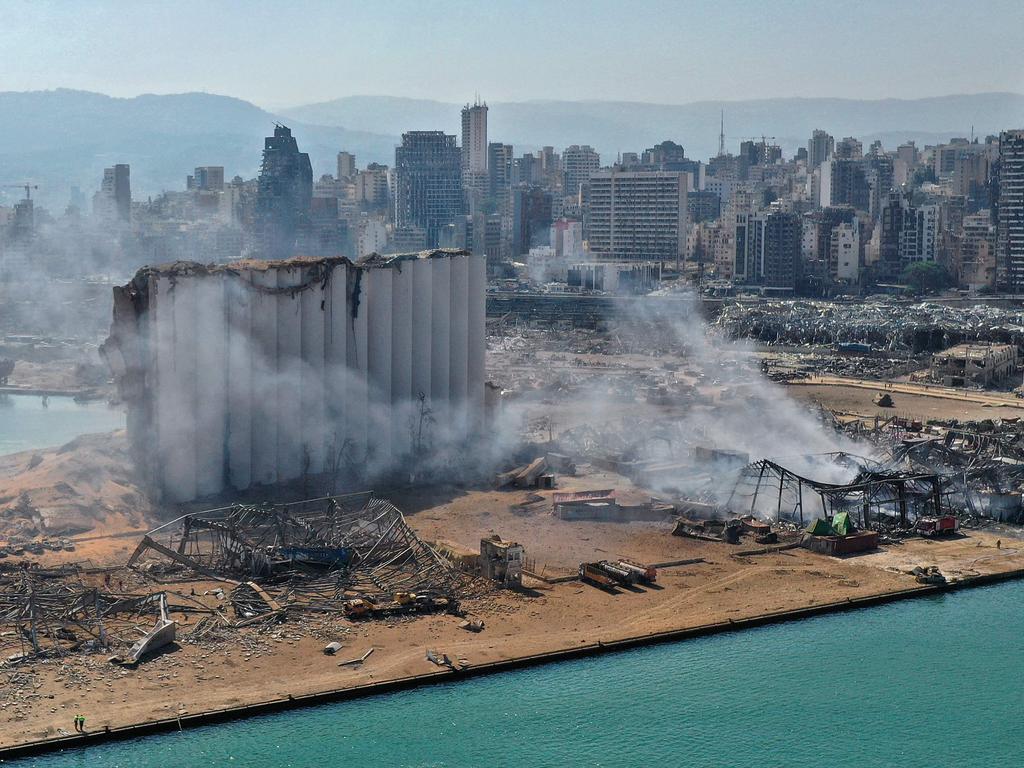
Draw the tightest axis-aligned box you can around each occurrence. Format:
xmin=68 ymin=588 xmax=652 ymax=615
xmin=461 ymin=100 xmax=488 ymax=206
xmin=819 ymin=159 xmax=870 ymax=213
xmin=562 ymin=145 xmax=600 ymax=199
xmin=187 ymin=166 xmax=225 ymax=192
xmin=835 ymin=137 xmax=863 ymax=160
xmin=93 ymin=164 xmax=132 ymax=223
xmin=354 ymin=163 xmax=389 ymax=209
xmin=954 ymin=211 xmax=997 ymax=289
xmin=461 ymin=100 xmax=488 ymax=175
xmin=254 ymin=125 xmax=312 ymax=259
xmin=488 ymin=142 xmax=514 ymax=201
xmin=897 ymin=142 xmax=919 ymax=169
xmin=394 ymin=131 xmax=464 ymax=248
xmin=586 ymin=169 xmax=688 ymax=266
xmin=878 ymin=188 xmax=940 ymax=279
xmin=864 ymin=154 xmax=895 ymax=220
xmin=337 ymin=151 xmax=356 ymax=180
xmin=734 ymin=208 xmax=801 ymax=291
xmin=831 ymin=221 xmax=861 ymax=282
xmin=808 ymin=129 xmax=834 ymax=169
xmin=997 ymin=129 xmax=1024 ymax=291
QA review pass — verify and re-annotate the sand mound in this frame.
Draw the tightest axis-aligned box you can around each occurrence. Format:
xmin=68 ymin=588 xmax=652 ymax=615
xmin=0 ymin=430 xmax=153 ymax=539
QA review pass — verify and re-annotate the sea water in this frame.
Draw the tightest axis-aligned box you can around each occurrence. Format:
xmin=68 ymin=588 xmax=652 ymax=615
xmin=21 ymin=580 xmax=1024 ymax=768
xmin=0 ymin=395 xmax=124 ymax=456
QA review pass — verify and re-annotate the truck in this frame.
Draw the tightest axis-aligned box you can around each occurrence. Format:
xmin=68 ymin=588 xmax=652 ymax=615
xmin=616 ymin=559 xmax=657 ymax=584
xmin=579 ymin=562 xmax=617 ymax=591
xmin=595 ymin=560 xmax=638 ymax=586
xmin=916 ymin=515 xmax=959 ymax=537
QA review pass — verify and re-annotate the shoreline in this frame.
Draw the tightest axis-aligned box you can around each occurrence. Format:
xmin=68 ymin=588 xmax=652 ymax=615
xmin=4 ymin=565 xmax=1021 ymax=761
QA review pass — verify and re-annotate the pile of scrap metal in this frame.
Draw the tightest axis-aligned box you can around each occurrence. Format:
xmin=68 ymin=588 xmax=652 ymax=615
xmin=828 ymin=421 xmax=1024 ymax=524
xmin=726 ymin=453 xmax=947 ymax=534
xmin=672 ymin=517 xmax=742 ymax=543
xmin=496 ymin=457 xmax=555 ymax=489
xmin=713 ymin=300 xmax=1024 ymax=354
xmin=0 ymin=562 xmax=180 ymax=663
xmin=126 ymin=493 xmax=464 ymax=618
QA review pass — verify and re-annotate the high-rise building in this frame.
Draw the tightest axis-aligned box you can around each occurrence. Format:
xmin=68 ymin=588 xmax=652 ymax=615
xmin=878 ymin=188 xmax=940 ymax=279
xmin=997 ymin=129 xmax=1024 ymax=291
xmin=112 ymin=164 xmax=131 ymax=222
xmin=805 ymin=206 xmax=857 ymax=279
xmin=337 ymin=151 xmax=356 ymax=180
xmin=641 ymin=140 xmax=686 ymax=167
xmin=835 ymin=137 xmax=863 ymax=160
xmin=897 ymin=142 xmax=919 ymax=169
xmin=354 ymin=163 xmax=389 ymax=209
xmin=512 ymin=153 xmax=538 ymax=187
xmin=394 ymin=131 xmax=464 ymax=248
xmin=808 ymin=130 xmax=834 ymax=169
xmin=864 ymin=154 xmax=895 ymax=220
xmin=586 ymin=169 xmax=689 ymax=265
xmin=461 ymin=100 xmax=488 ymax=176
xmin=561 ymin=145 xmax=600 ymax=200
xmin=92 ymin=164 xmax=132 ymax=223
xmin=488 ymin=142 xmax=514 ymax=201
xmin=735 ymin=208 xmax=801 ymax=290
xmin=511 ymin=186 xmax=553 ymax=256
xmin=253 ymin=125 xmax=312 ymax=259
xmin=756 ymin=210 xmax=802 ymax=290
xmin=189 ymin=166 xmax=225 ymax=192
xmin=820 ymin=159 xmax=870 ymax=212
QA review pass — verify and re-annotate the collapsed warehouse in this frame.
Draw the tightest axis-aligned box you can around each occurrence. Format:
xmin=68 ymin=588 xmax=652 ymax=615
xmin=0 ymin=494 xmax=474 ymax=663
xmin=101 ymin=250 xmax=486 ymax=503
xmin=128 ymin=493 xmax=463 ymax=613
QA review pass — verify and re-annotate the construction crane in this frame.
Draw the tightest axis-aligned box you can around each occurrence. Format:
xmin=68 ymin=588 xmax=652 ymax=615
xmin=3 ymin=183 xmax=39 ymax=201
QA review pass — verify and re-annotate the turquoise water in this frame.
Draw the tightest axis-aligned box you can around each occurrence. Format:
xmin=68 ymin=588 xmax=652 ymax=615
xmin=0 ymin=395 xmax=124 ymax=455
xmin=20 ymin=581 xmax=1024 ymax=767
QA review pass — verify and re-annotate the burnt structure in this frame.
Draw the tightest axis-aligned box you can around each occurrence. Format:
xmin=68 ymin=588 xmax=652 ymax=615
xmin=255 ymin=125 xmax=313 ymax=259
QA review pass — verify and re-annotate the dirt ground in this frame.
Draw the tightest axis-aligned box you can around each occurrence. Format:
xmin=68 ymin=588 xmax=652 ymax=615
xmin=787 ymin=383 xmax=1024 ymax=422
xmin=3 ymin=483 xmax=1023 ymax=749
xmin=0 ymin=432 xmax=151 ymax=541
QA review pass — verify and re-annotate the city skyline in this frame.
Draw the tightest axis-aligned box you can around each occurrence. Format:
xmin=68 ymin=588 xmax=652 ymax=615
xmin=3 ymin=0 xmax=1023 ymax=108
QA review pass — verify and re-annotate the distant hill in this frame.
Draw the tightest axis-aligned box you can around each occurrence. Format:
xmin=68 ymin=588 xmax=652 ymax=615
xmin=0 ymin=89 xmax=398 ymax=209
xmin=284 ymin=92 xmax=1024 ymax=162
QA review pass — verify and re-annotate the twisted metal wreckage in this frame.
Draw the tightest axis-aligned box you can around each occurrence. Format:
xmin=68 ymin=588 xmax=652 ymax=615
xmin=0 ymin=566 xmax=175 ymax=663
xmin=127 ymin=493 xmax=462 ymax=612
xmin=0 ymin=494 xmax=464 ymax=663
xmin=727 ymin=424 xmax=1024 ymax=529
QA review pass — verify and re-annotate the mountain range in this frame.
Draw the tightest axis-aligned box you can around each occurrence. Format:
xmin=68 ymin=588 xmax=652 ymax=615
xmin=3 ymin=89 xmax=1023 ymax=209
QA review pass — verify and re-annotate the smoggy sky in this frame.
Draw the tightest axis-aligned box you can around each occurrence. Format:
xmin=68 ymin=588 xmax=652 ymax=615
xmin=4 ymin=0 xmax=1023 ymax=108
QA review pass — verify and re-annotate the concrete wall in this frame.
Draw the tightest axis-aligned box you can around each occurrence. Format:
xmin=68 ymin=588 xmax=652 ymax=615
xmin=104 ymin=250 xmax=483 ymax=503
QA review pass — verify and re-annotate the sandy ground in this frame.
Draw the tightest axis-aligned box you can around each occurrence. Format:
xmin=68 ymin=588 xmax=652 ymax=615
xmin=787 ymin=383 xmax=1024 ymax=422
xmin=0 ymin=432 xmax=151 ymax=540
xmin=3 ymin=488 xmax=1023 ymax=749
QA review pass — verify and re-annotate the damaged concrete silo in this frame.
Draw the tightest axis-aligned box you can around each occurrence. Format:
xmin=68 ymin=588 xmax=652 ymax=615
xmin=101 ymin=249 xmax=486 ymax=503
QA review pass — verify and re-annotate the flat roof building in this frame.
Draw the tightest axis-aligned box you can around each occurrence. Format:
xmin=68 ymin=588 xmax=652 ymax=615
xmin=586 ymin=169 xmax=689 ymax=266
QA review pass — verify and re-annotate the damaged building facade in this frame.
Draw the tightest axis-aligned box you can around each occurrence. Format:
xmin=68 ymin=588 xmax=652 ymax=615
xmin=103 ymin=250 xmax=485 ymax=502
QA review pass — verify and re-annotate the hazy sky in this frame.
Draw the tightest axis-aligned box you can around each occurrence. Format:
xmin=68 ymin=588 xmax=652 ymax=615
xmin=4 ymin=0 xmax=1023 ymax=108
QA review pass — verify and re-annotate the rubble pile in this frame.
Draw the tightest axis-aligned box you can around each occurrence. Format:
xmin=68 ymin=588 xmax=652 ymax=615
xmin=714 ymin=300 xmax=1024 ymax=353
